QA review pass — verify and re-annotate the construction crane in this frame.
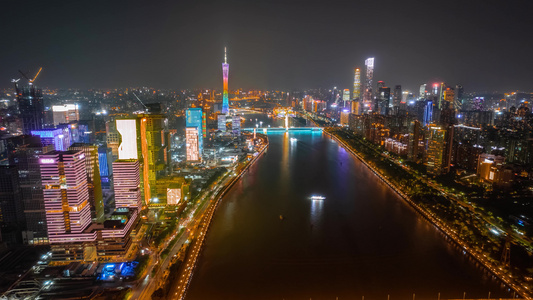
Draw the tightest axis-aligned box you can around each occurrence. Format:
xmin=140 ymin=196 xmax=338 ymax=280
xmin=18 ymin=67 xmax=42 ymax=85
xmin=132 ymin=92 xmax=148 ymax=111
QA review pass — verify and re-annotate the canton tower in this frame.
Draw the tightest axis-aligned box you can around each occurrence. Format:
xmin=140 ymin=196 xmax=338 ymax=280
xmin=222 ymin=47 xmax=229 ymax=114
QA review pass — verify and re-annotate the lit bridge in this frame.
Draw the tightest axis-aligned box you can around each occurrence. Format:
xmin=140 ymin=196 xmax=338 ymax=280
xmin=242 ymin=127 xmax=322 ymax=132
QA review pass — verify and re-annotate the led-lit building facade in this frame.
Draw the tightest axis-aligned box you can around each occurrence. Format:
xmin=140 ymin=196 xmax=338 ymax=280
xmin=32 ymin=128 xmax=71 ymax=151
xmin=40 ymin=150 xmax=96 ymax=260
xmin=52 ymin=104 xmax=79 ymax=126
xmin=363 ymin=58 xmax=374 ymax=113
xmin=112 ymin=159 xmax=141 ymax=212
xmin=186 ymin=127 xmax=200 ymax=162
xmin=116 ymin=119 xmax=138 ymax=160
xmin=353 ymin=68 xmax=361 ymax=102
xmin=116 ymin=116 xmax=169 ymax=206
xmin=186 ymin=108 xmax=203 ymax=155
xmin=68 ymin=143 xmax=104 ymax=222
xmin=222 ymin=48 xmax=229 ymax=114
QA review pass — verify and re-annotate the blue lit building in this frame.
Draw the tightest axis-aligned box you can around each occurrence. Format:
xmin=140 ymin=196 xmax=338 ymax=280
xmin=423 ymin=100 xmax=433 ymax=127
xmin=31 ymin=128 xmax=71 ymax=151
xmin=98 ymin=145 xmax=112 ymax=189
xmin=186 ymin=108 xmax=203 ymax=155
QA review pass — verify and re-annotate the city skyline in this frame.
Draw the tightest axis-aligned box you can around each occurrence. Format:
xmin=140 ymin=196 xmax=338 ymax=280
xmin=1 ymin=0 xmax=533 ymax=92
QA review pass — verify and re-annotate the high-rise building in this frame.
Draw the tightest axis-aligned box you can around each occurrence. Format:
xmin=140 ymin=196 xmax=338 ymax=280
xmin=68 ymin=143 xmax=104 ymax=222
xmin=217 ymin=114 xmax=227 ymax=132
xmin=98 ymin=145 xmax=113 ymax=189
xmin=40 ymin=151 xmax=95 ymax=247
xmin=186 ymin=127 xmax=200 ymax=162
xmin=116 ymin=115 xmax=169 ymax=206
xmin=17 ymin=85 xmax=44 ymax=135
xmin=52 ymin=104 xmax=79 ymax=126
xmin=116 ymin=119 xmax=138 ymax=160
xmin=232 ymin=115 xmax=241 ymax=135
xmin=112 ymin=159 xmax=141 ymax=212
xmin=222 ymin=48 xmax=229 ymax=114
xmin=353 ymin=68 xmax=361 ymax=101
xmin=186 ymin=108 xmax=203 ymax=155
xmin=454 ymin=85 xmax=464 ymax=111
xmin=393 ymin=85 xmax=402 ymax=108
xmin=425 ymin=125 xmax=446 ymax=175
xmin=407 ymin=120 xmax=421 ymax=162
xmin=0 ymin=165 xmax=24 ymax=244
xmin=363 ymin=58 xmax=374 ymax=113
xmin=15 ymin=142 xmax=54 ymax=245
xmin=378 ymin=86 xmax=391 ymax=115
xmin=419 ymin=84 xmax=427 ymax=100
xmin=423 ymin=100 xmax=433 ymax=127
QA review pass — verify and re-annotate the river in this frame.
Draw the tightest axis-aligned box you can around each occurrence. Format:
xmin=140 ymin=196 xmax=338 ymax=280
xmin=185 ymin=115 xmax=512 ymax=300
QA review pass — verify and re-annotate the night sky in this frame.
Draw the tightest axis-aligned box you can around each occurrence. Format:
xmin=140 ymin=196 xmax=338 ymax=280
xmin=1 ymin=0 xmax=532 ymax=92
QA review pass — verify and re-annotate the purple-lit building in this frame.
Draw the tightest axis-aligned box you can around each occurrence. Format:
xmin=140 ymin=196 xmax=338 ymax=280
xmin=31 ymin=127 xmax=71 ymax=151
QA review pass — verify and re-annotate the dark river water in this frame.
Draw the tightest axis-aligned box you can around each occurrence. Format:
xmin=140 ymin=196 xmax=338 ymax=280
xmin=186 ymin=115 xmax=512 ymax=300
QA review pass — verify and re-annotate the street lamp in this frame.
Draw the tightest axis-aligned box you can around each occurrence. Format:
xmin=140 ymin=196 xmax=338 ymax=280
xmin=260 ymin=121 xmax=263 ymax=127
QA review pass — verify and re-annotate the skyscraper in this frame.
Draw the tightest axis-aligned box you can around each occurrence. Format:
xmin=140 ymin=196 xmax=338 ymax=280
xmin=363 ymin=58 xmax=374 ymax=113
xmin=16 ymin=142 xmax=54 ymax=244
xmin=419 ymin=84 xmax=427 ymax=100
xmin=222 ymin=47 xmax=229 ymax=114
xmin=353 ymin=68 xmax=361 ymax=101
xmin=113 ymin=159 xmax=141 ymax=212
xmin=68 ymin=143 xmax=104 ymax=223
xmin=17 ymin=84 xmax=44 ymax=135
xmin=186 ymin=108 xmax=203 ymax=155
xmin=186 ymin=127 xmax=200 ymax=161
xmin=425 ymin=125 xmax=446 ymax=175
xmin=393 ymin=85 xmax=402 ymax=108
xmin=40 ymin=151 xmax=94 ymax=250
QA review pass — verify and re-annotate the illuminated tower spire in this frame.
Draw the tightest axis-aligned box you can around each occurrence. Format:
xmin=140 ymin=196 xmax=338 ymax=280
xmin=222 ymin=48 xmax=229 ymax=114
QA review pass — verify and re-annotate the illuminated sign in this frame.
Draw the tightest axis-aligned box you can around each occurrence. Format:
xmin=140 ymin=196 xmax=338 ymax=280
xmin=40 ymin=158 xmax=55 ymax=164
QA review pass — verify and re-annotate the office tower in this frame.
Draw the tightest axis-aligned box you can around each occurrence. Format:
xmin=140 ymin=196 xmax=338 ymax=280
xmin=68 ymin=143 xmax=104 ymax=222
xmin=186 ymin=108 xmax=203 ymax=155
xmin=340 ymin=110 xmax=350 ymax=126
xmin=16 ymin=84 xmax=44 ymax=135
xmin=393 ymin=85 xmax=402 ymax=108
xmin=52 ymin=104 xmax=79 ymax=126
xmin=423 ymin=100 xmax=433 ymax=127
xmin=378 ymin=86 xmax=391 ymax=115
xmin=98 ymin=145 xmax=112 ymax=190
xmin=363 ymin=58 xmax=374 ymax=113
xmin=419 ymin=84 xmax=427 ymax=100
xmin=186 ymin=127 xmax=200 ymax=161
xmin=454 ymin=85 xmax=464 ymax=111
xmin=218 ymin=114 xmax=227 ymax=132
xmin=425 ymin=125 xmax=446 ymax=175
xmin=0 ymin=165 xmax=24 ymax=244
xmin=15 ymin=142 xmax=54 ymax=245
xmin=407 ymin=120 xmax=421 ymax=162
xmin=32 ymin=128 xmax=71 ymax=151
xmin=40 ymin=151 xmax=93 ymax=243
xmin=138 ymin=113 xmax=169 ymax=204
xmin=342 ymin=89 xmax=350 ymax=108
xmin=353 ymin=68 xmax=361 ymax=101
xmin=377 ymin=81 xmax=385 ymax=90
xmin=222 ymin=47 xmax=229 ymax=114
xmin=232 ymin=115 xmax=241 ymax=135
xmin=112 ymin=159 xmax=141 ymax=212
xmin=116 ymin=119 xmax=138 ymax=160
